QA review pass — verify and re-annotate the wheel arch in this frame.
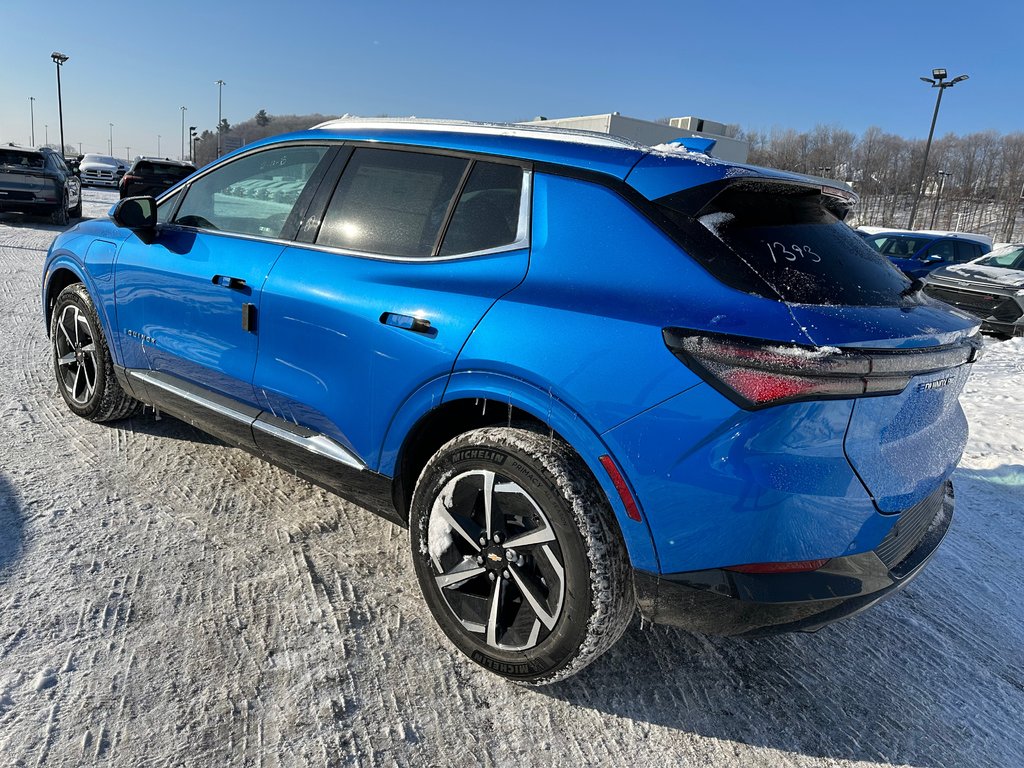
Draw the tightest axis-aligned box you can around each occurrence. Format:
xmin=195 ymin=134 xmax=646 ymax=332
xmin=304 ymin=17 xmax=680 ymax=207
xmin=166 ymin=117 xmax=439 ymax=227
xmin=43 ymin=262 xmax=89 ymax=336
xmin=383 ymin=370 xmax=660 ymax=572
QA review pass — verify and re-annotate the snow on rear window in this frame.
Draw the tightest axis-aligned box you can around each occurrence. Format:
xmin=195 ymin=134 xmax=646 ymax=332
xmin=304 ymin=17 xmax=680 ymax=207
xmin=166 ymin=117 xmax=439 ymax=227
xmin=659 ymin=181 xmax=912 ymax=307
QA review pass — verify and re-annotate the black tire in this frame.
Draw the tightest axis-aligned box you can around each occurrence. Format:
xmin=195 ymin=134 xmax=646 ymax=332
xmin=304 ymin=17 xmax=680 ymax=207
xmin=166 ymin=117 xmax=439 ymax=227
xmin=49 ymin=192 xmax=70 ymax=226
xmin=50 ymin=283 xmax=142 ymax=422
xmin=69 ymin=189 xmax=82 ymax=218
xmin=410 ymin=426 xmax=634 ymax=684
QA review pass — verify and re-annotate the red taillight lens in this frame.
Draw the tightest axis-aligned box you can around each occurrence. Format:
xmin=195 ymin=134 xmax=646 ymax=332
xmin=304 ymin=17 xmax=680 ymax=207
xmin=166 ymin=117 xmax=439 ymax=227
xmin=663 ymin=329 xmax=981 ymax=409
xmin=725 ymin=559 xmax=830 ymax=574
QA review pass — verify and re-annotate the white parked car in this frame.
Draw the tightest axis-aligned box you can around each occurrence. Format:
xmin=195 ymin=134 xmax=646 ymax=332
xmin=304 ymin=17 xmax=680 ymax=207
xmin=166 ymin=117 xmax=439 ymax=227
xmin=79 ymin=154 xmax=128 ymax=188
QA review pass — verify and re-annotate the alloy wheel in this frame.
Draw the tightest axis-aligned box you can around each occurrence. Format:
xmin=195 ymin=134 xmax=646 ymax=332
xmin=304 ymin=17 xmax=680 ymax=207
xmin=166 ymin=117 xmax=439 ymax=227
xmin=54 ymin=304 xmax=98 ymax=405
xmin=427 ymin=469 xmax=566 ymax=651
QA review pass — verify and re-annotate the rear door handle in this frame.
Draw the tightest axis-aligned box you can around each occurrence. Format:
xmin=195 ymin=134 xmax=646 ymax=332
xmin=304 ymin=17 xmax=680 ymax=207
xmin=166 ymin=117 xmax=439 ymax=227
xmin=212 ymin=274 xmax=247 ymax=290
xmin=380 ymin=312 xmax=433 ymax=335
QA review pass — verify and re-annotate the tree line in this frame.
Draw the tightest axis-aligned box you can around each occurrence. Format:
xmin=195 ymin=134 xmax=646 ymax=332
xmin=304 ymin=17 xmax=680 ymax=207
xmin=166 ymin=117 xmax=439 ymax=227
xmin=738 ymin=125 xmax=1024 ymax=240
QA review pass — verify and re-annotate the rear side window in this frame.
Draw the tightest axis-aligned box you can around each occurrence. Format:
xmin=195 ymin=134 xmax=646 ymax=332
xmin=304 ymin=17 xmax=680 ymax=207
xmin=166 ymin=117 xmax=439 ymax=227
xmin=657 ymin=181 xmax=910 ymax=306
xmin=439 ymin=162 xmax=523 ymax=256
xmin=923 ymin=239 xmax=956 ymax=262
xmin=954 ymin=241 xmax=981 ymax=262
xmin=317 ymin=148 xmax=468 ymax=257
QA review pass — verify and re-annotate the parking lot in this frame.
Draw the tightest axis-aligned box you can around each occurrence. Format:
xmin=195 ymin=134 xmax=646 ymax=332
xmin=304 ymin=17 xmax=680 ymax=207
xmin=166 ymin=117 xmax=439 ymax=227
xmin=1 ymin=188 xmax=1022 ymax=767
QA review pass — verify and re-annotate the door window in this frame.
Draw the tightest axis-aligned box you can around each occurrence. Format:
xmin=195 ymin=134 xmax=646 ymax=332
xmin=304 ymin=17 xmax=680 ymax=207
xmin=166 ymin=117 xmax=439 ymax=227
xmin=923 ymin=240 xmax=956 ymax=262
xmin=317 ymin=148 xmax=468 ymax=257
xmin=438 ymin=162 xmax=524 ymax=256
xmin=173 ymin=145 xmax=329 ymax=239
xmin=954 ymin=241 xmax=981 ymax=262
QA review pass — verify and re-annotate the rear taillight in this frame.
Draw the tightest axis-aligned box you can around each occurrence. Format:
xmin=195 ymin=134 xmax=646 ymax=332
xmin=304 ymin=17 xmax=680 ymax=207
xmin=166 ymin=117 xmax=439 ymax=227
xmin=121 ymin=174 xmax=139 ymax=187
xmin=663 ymin=329 xmax=982 ymax=409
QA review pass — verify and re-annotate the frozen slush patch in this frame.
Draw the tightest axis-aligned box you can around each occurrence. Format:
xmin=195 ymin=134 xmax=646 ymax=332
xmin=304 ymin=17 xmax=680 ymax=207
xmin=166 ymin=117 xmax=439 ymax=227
xmin=33 ymin=667 xmax=57 ymax=692
xmin=648 ymin=143 xmax=720 ymax=166
xmin=765 ymin=344 xmax=841 ymax=358
xmin=698 ymin=212 xmax=735 ymax=237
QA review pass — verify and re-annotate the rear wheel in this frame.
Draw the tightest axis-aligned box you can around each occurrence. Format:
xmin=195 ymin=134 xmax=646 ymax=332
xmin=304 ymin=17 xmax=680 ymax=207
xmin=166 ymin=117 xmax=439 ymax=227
xmin=69 ymin=188 xmax=82 ymax=218
xmin=410 ymin=426 xmax=634 ymax=684
xmin=50 ymin=283 xmax=141 ymax=422
xmin=49 ymin=192 xmax=70 ymax=226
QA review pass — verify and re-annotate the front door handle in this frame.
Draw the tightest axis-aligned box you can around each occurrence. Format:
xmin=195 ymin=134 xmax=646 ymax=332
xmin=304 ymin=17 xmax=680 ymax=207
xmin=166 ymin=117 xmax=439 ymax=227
xmin=212 ymin=274 xmax=247 ymax=290
xmin=380 ymin=312 xmax=433 ymax=335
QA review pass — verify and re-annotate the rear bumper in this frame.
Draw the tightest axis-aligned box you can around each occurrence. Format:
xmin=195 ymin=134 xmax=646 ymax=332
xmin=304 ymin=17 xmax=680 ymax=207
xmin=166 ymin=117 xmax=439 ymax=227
xmin=635 ymin=481 xmax=953 ymax=636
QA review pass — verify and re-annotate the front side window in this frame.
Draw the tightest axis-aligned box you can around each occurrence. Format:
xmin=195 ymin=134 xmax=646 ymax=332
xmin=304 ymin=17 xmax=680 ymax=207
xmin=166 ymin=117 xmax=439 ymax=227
xmin=173 ymin=145 xmax=328 ymax=239
xmin=157 ymin=190 xmax=181 ymax=223
xmin=867 ymin=235 xmax=932 ymax=258
xmin=317 ymin=148 xmax=468 ymax=257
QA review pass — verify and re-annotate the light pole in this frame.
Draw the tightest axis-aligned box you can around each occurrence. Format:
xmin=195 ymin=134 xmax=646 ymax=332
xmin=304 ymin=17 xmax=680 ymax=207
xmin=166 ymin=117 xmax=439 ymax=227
xmin=108 ymin=123 xmax=114 ymax=155
xmin=907 ymin=68 xmax=968 ymax=229
xmin=189 ymin=126 xmax=197 ymax=163
xmin=51 ymin=52 xmax=69 ymax=154
xmin=929 ymin=170 xmax=952 ymax=229
xmin=126 ymin=146 xmax=131 ymax=161
xmin=180 ymin=106 xmax=187 ymax=160
xmin=29 ymin=97 xmax=36 ymax=146
xmin=158 ymin=135 xmax=161 ymax=156
xmin=215 ymin=80 xmax=225 ymax=158
xmin=45 ymin=124 xmax=49 ymax=146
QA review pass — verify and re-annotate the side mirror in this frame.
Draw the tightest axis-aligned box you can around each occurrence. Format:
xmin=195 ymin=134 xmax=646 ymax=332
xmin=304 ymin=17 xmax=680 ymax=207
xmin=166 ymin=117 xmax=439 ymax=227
xmin=112 ymin=196 xmax=157 ymax=231
xmin=924 ymin=253 xmax=943 ymax=263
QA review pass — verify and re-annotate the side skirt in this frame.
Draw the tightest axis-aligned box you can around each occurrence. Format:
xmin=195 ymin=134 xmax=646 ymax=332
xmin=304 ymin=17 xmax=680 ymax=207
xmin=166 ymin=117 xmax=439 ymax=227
xmin=121 ymin=366 xmax=403 ymax=526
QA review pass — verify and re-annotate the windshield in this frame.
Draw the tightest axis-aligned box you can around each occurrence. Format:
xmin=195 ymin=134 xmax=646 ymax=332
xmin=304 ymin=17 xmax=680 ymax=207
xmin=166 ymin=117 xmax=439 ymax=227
xmin=976 ymin=245 xmax=1024 ymax=270
xmin=656 ymin=180 xmax=911 ymax=307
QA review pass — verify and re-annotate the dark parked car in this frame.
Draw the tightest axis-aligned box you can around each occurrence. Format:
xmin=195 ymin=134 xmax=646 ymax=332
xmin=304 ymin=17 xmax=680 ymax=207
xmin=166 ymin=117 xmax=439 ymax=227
xmin=42 ymin=120 xmax=981 ymax=683
xmin=860 ymin=228 xmax=992 ymax=278
xmin=923 ymin=244 xmax=1024 ymax=338
xmin=119 ymin=158 xmax=196 ymax=199
xmin=0 ymin=144 xmax=81 ymax=224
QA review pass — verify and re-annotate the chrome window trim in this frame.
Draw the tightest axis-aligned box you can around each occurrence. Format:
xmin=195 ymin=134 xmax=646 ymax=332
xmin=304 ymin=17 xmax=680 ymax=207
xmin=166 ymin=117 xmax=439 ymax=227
xmin=158 ymin=168 xmax=532 ymax=265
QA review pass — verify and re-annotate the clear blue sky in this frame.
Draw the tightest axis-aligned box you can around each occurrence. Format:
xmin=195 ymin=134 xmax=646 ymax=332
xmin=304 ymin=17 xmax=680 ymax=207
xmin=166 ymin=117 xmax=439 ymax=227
xmin=2 ymin=0 xmax=1020 ymax=159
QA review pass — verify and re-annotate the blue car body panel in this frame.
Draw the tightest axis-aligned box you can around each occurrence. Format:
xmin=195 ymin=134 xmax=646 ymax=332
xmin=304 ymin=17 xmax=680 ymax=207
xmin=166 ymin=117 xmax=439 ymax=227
xmin=114 ymin=228 xmax=286 ymax=405
xmin=602 ymin=385 xmax=892 ymax=573
xmin=252 ymin=244 xmax=530 ymax=466
xmin=41 ymin=121 xmax=980 ymax=588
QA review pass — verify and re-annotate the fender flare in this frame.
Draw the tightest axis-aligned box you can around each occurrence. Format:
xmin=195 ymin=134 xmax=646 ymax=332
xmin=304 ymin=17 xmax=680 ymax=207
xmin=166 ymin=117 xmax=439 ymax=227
xmin=380 ymin=369 xmax=660 ymax=572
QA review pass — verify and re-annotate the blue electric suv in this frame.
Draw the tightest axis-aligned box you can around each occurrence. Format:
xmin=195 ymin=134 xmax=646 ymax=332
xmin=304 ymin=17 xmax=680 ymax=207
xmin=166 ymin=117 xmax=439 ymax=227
xmin=42 ymin=120 xmax=981 ymax=684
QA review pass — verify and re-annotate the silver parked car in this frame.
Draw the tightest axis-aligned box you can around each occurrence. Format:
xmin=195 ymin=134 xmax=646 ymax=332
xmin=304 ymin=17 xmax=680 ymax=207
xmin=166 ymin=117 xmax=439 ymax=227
xmin=922 ymin=244 xmax=1024 ymax=338
xmin=79 ymin=154 xmax=128 ymax=187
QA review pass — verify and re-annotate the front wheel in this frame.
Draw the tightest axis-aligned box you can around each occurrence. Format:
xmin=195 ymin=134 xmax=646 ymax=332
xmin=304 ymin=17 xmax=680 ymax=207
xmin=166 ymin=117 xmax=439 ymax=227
xmin=50 ymin=283 xmax=141 ymax=422
xmin=410 ymin=426 xmax=634 ymax=685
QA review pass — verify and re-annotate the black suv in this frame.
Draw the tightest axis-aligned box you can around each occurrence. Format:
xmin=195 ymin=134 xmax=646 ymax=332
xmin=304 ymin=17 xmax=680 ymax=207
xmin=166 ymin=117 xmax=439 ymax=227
xmin=119 ymin=158 xmax=196 ymax=199
xmin=0 ymin=144 xmax=81 ymax=224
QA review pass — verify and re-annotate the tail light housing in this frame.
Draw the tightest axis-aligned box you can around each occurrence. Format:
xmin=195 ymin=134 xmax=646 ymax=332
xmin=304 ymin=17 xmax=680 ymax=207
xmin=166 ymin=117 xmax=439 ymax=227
xmin=663 ymin=329 xmax=982 ymax=409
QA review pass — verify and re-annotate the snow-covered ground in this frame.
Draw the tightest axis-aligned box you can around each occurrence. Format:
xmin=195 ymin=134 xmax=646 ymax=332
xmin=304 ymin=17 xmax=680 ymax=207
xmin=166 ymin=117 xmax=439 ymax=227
xmin=1 ymin=189 xmax=1022 ymax=768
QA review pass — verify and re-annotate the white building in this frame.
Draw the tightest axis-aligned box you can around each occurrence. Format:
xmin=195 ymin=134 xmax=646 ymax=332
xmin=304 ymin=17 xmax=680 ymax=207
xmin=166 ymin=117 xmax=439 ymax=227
xmin=520 ymin=113 xmax=749 ymax=163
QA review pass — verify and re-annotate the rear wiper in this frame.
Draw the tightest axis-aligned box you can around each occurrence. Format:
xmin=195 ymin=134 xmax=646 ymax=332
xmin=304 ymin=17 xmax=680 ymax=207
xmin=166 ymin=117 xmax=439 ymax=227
xmin=901 ymin=277 xmax=925 ymax=298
